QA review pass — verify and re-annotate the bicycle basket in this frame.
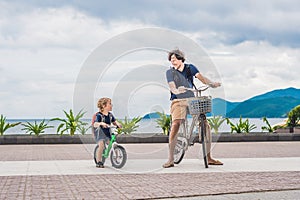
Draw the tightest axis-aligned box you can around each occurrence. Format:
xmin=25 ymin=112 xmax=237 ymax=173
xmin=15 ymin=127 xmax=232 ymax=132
xmin=187 ymin=96 xmax=212 ymax=115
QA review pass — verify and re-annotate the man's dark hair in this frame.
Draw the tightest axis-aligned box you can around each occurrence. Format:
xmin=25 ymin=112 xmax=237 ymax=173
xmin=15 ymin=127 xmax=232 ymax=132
xmin=168 ymin=49 xmax=185 ymax=62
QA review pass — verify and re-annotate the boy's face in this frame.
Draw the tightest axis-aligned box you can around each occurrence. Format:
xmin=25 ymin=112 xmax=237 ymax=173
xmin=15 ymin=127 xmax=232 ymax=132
xmin=104 ymin=101 xmax=113 ymax=111
xmin=170 ymin=54 xmax=183 ymax=69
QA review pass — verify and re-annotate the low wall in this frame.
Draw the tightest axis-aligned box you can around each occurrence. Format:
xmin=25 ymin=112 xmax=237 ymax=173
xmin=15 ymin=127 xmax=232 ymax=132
xmin=0 ymin=133 xmax=300 ymax=144
xmin=274 ymin=127 xmax=300 ymax=133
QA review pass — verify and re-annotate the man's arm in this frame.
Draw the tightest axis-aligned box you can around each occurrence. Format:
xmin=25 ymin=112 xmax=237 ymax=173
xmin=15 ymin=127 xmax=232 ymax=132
xmin=195 ymin=73 xmax=221 ymax=88
xmin=168 ymin=81 xmax=186 ymax=94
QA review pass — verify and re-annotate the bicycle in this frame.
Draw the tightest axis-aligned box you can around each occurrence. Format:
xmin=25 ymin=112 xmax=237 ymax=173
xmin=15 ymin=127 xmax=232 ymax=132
xmin=173 ymin=85 xmax=212 ymax=168
xmin=93 ymin=125 xmax=127 ymax=169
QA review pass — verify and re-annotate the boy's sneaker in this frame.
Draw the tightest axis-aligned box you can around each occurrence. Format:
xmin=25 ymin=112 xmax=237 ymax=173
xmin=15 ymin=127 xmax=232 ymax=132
xmin=96 ymin=162 xmax=104 ymax=168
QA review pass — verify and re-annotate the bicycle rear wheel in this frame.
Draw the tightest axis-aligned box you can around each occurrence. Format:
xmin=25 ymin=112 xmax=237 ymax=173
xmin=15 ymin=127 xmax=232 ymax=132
xmin=199 ymin=115 xmax=209 ymax=168
xmin=93 ymin=145 xmax=106 ymax=165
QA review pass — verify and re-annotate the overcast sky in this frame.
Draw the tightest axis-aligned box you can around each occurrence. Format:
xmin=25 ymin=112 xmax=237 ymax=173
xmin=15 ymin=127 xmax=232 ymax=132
xmin=1 ymin=0 xmax=299 ymax=119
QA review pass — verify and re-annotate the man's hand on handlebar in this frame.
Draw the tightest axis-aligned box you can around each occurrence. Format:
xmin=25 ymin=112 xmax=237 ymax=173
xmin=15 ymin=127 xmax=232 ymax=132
xmin=208 ymin=82 xmax=221 ymax=88
xmin=178 ymin=86 xmax=187 ymax=93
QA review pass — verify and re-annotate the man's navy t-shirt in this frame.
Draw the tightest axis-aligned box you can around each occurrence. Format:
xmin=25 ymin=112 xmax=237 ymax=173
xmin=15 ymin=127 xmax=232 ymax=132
xmin=166 ymin=64 xmax=199 ymax=100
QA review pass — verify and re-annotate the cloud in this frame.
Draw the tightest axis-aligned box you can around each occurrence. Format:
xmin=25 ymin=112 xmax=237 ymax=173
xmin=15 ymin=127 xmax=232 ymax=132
xmin=0 ymin=2 xmax=148 ymax=51
xmin=4 ymin=0 xmax=300 ymax=47
xmin=210 ymin=40 xmax=300 ymax=101
xmin=0 ymin=5 xmax=146 ymax=118
xmin=0 ymin=0 xmax=300 ymax=118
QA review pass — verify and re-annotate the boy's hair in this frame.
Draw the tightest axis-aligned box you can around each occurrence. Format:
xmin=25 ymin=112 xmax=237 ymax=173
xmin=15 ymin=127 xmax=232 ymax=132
xmin=168 ymin=49 xmax=185 ymax=62
xmin=97 ymin=97 xmax=111 ymax=112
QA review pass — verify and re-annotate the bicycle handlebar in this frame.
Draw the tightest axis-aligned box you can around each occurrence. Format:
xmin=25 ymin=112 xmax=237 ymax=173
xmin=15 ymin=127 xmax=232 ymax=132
xmin=186 ymin=85 xmax=210 ymax=92
xmin=178 ymin=84 xmax=214 ymax=97
xmin=107 ymin=125 xmax=118 ymax=128
xmin=107 ymin=125 xmax=122 ymax=130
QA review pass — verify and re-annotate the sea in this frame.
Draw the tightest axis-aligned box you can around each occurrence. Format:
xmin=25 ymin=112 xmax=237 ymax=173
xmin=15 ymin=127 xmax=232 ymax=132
xmin=4 ymin=118 xmax=285 ymax=135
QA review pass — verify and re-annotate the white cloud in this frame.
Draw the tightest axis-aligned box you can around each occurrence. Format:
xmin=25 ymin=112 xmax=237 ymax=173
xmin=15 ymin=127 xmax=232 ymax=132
xmin=0 ymin=5 xmax=147 ymax=118
xmin=210 ymin=41 xmax=300 ymax=101
xmin=0 ymin=0 xmax=300 ymax=119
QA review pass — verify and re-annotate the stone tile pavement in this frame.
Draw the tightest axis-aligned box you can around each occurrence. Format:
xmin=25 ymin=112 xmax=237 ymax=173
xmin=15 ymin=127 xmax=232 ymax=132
xmin=0 ymin=142 xmax=300 ymax=199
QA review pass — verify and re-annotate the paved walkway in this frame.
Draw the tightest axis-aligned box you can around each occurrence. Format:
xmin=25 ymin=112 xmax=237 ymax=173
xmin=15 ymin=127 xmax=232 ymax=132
xmin=0 ymin=142 xmax=300 ymax=199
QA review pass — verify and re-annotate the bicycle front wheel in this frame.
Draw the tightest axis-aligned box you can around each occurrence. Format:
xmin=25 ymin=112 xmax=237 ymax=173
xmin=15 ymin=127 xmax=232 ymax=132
xmin=200 ymin=116 xmax=209 ymax=168
xmin=110 ymin=145 xmax=127 ymax=168
xmin=174 ymin=137 xmax=185 ymax=164
xmin=93 ymin=145 xmax=106 ymax=165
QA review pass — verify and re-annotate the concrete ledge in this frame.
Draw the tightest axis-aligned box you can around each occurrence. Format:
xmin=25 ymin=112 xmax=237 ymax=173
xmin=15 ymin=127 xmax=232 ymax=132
xmin=0 ymin=134 xmax=168 ymax=145
xmin=0 ymin=133 xmax=300 ymax=144
xmin=117 ymin=134 xmax=168 ymax=143
xmin=212 ymin=133 xmax=300 ymax=142
xmin=0 ymin=134 xmax=93 ymax=145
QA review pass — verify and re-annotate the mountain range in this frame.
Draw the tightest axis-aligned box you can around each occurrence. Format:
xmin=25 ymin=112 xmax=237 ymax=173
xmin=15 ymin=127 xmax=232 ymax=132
xmin=143 ymin=87 xmax=300 ymax=119
xmin=213 ymin=87 xmax=300 ymax=118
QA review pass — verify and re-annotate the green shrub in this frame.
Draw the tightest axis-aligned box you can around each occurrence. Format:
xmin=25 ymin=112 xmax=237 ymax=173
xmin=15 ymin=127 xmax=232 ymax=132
xmin=226 ymin=116 xmax=256 ymax=134
xmin=0 ymin=114 xmax=21 ymax=135
xmin=287 ymin=105 xmax=300 ymax=127
xmin=51 ymin=109 xmax=86 ymax=135
xmin=155 ymin=112 xmax=171 ymax=135
xmin=117 ymin=116 xmax=142 ymax=134
xmin=261 ymin=117 xmax=274 ymax=133
xmin=21 ymin=119 xmax=53 ymax=136
xmin=77 ymin=124 xmax=91 ymax=135
xmin=286 ymin=105 xmax=300 ymax=133
xmin=207 ymin=115 xmax=225 ymax=134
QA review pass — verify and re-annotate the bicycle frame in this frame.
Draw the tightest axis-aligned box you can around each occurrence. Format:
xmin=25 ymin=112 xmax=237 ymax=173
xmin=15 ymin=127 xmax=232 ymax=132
xmin=178 ymin=115 xmax=199 ymax=150
xmin=101 ymin=126 xmax=119 ymax=157
xmin=174 ymin=85 xmax=211 ymax=167
xmin=102 ymin=134 xmax=120 ymax=158
xmin=178 ymin=86 xmax=209 ymax=147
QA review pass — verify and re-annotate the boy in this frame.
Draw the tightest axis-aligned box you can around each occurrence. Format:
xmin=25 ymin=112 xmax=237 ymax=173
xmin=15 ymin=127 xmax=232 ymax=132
xmin=92 ymin=97 xmax=121 ymax=168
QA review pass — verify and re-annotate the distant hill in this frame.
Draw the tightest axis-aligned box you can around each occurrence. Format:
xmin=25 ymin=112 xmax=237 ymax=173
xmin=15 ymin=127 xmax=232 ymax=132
xmin=226 ymin=87 xmax=300 ymax=118
xmin=249 ymin=87 xmax=300 ymax=101
xmin=212 ymin=98 xmax=240 ymax=116
xmin=142 ymin=87 xmax=300 ymax=118
xmin=226 ymin=97 xmax=300 ymax=118
xmin=143 ymin=112 xmax=162 ymax=119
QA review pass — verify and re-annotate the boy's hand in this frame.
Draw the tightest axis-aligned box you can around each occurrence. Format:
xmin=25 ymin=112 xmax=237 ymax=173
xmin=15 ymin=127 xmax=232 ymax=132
xmin=100 ymin=122 xmax=109 ymax=128
xmin=117 ymin=125 xmax=122 ymax=129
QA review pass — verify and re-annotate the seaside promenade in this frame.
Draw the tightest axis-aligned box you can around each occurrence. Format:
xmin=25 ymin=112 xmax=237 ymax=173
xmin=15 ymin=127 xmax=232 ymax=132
xmin=0 ymin=141 xmax=300 ymax=199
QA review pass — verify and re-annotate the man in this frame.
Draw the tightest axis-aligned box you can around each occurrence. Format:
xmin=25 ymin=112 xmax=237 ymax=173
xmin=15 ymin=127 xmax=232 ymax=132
xmin=163 ymin=48 xmax=223 ymax=168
